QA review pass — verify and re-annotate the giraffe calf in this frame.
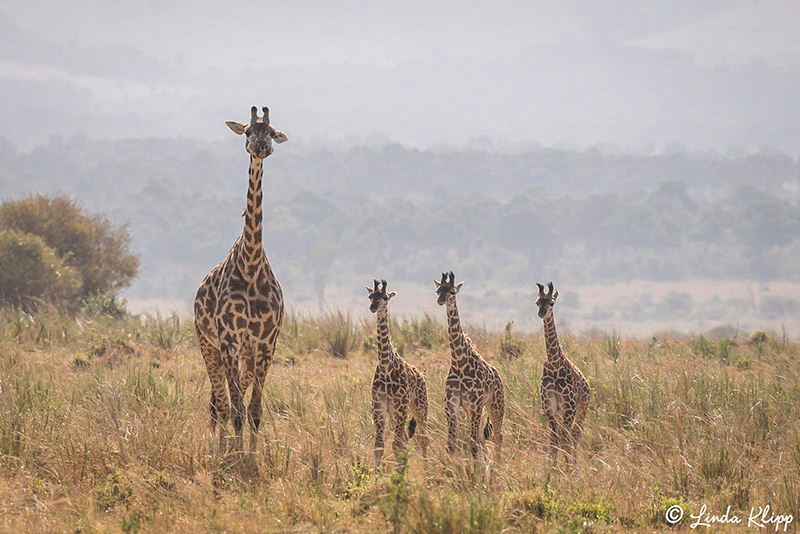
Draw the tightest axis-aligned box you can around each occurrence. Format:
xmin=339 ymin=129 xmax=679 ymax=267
xmin=536 ymin=282 xmax=591 ymax=468
xmin=436 ymin=271 xmax=505 ymax=463
xmin=366 ymin=279 xmax=429 ymax=465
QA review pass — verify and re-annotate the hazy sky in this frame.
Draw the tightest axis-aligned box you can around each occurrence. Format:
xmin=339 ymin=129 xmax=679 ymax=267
xmin=2 ymin=1 xmax=799 ymax=153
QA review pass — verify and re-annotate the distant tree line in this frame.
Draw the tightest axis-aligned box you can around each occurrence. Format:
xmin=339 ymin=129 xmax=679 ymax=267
xmin=0 ymin=137 xmax=797 ymax=312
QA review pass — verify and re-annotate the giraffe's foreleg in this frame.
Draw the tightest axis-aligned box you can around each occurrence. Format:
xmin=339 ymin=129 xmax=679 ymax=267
xmin=198 ymin=335 xmax=229 ymax=443
xmin=542 ymin=392 xmax=562 ymax=463
xmin=372 ymin=393 xmax=388 ymax=466
xmin=444 ymin=386 xmax=461 ymax=455
xmin=391 ymin=403 xmax=410 ymax=459
xmin=221 ymin=337 xmax=245 ymax=452
xmin=545 ymin=415 xmax=561 ymax=463
xmin=467 ymin=406 xmax=485 ymax=461
xmin=569 ymin=394 xmax=590 ymax=467
xmin=571 ymin=395 xmax=589 ymax=443
xmin=247 ymin=340 xmax=274 ymax=453
xmin=562 ymin=402 xmax=578 ymax=465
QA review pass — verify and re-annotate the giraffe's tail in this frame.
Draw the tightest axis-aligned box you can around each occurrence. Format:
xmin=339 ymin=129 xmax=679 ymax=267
xmin=408 ymin=417 xmax=417 ymax=438
xmin=484 ymin=421 xmax=493 ymax=440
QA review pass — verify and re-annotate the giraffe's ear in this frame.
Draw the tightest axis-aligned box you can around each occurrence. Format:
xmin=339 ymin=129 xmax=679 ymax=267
xmin=454 ymin=282 xmax=463 ymax=293
xmin=365 ymin=286 xmax=373 ymax=294
xmin=226 ymin=121 xmax=247 ymax=135
xmin=434 ymin=280 xmax=442 ymax=287
xmin=552 ymin=289 xmax=559 ymax=301
xmin=271 ymin=130 xmax=288 ymax=144
xmin=387 ymin=291 xmax=397 ymax=300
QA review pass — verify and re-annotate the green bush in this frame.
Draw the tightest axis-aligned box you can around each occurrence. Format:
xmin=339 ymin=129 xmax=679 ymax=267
xmin=0 ymin=194 xmax=138 ymax=299
xmin=0 ymin=194 xmax=138 ymax=309
xmin=0 ymin=229 xmax=82 ymax=309
xmin=82 ymin=293 xmax=128 ymax=318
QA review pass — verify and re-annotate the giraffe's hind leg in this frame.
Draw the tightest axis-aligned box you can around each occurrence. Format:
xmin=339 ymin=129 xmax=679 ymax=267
xmin=562 ymin=402 xmax=579 ymax=468
xmin=570 ymin=395 xmax=590 ymax=460
xmin=487 ymin=385 xmax=505 ymax=463
xmin=411 ymin=381 xmax=429 ymax=457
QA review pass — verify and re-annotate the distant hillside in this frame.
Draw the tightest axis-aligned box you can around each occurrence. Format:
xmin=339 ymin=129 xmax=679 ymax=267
xmin=1 ymin=135 xmax=797 ymax=202
xmin=0 ymin=137 xmax=798 ymax=327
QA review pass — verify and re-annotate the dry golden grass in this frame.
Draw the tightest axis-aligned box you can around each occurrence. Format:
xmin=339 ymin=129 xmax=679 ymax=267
xmin=0 ymin=309 xmax=798 ymax=532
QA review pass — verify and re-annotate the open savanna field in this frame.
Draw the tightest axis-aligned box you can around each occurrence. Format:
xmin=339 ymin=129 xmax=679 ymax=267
xmin=0 ymin=308 xmax=798 ymax=533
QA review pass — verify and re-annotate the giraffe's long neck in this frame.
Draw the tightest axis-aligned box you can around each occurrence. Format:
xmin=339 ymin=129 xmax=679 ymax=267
xmin=241 ymin=155 xmax=264 ymax=277
xmin=375 ymin=308 xmax=395 ymax=366
xmin=445 ymin=299 xmax=469 ymax=361
xmin=542 ymin=311 xmax=564 ymax=363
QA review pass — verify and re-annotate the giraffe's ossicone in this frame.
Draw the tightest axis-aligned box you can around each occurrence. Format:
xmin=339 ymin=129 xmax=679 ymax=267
xmin=435 ymin=271 xmax=505 ymax=463
xmin=536 ymin=281 xmax=591 ymax=469
xmin=367 ymin=279 xmax=429 ymax=465
xmin=194 ymin=106 xmax=287 ymax=453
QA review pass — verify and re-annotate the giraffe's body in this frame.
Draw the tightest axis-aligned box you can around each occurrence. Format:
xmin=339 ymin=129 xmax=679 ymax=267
xmin=367 ymin=280 xmax=429 ymax=464
xmin=536 ymin=282 xmax=590 ymax=466
xmin=435 ymin=272 xmax=505 ymax=460
xmin=194 ymin=106 xmax=287 ymax=451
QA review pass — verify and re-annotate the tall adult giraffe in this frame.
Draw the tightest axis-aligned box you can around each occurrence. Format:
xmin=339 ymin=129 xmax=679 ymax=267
xmin=435 ymin=271 xmax=505 ymax=462
xmin=194 ymin=106 xmax=287 ymax=452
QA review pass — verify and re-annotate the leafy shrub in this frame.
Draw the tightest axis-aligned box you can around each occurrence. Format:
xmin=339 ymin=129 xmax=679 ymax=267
xmin=95 ymin=472 xmax=133 ymax=511
xmin=567 ymin=497 xmax=613 ymax=522
xmin=83 ymin=293 xmax=128 ymax=318
xmin=0 ymin=194 xmax=138 ymax=301
xmin=748 ymin=330 xmax=770 ymax=346
xmin=0 ymin=229 xmax=82 ymax=309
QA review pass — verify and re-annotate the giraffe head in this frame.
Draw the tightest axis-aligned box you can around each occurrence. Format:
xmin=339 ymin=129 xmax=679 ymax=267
xmin=535 ymin=281 xmax=559 ymax=318
xmin=366 ymin=278 xmax=396 ymax=313
xmin=434 ymin=271 xmax=463 ymax=306
xmin=226 ymin=106 xmax=287 ymax=159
